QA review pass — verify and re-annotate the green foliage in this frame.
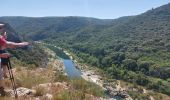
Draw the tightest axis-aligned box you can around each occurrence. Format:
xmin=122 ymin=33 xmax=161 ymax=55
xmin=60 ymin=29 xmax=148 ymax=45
xmin=123 ymin=59 xmax=138 ymax=71
xmin=8 ymin=43 xmax=48 ymax=67
xmin=45 ymin=45 xmax=70 ymax=59
xmin=54 ymin=72 xmax=69 ymax=82
xmin=53 ymin=90 xmax=83 ymax=100
xmin=70 ymin=79 xmax=104 ymax=97
xmin=53 ymin=79 xmax=104 ymax=100
xmin=1 ymin=3 xmax=170 ymax=95
xmin=128 ymin=91 xmax=150 ymax=100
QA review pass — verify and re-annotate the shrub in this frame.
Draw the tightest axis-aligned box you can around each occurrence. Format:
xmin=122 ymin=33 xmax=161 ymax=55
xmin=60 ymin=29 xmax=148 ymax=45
xmin=35 ymin=86 xmax=46 ymax=96
xmin=70 ymin=79 xmax=104 ymax=97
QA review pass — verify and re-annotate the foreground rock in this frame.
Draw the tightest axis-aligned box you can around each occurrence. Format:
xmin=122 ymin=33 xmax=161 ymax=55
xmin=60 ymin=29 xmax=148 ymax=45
xmin=4 ymin=82 xmax=69 ymax=100
xmin=105 ymin=86 xmax=129 ymax=98
xmin=81 ymin=69 xmax=131 ymax=99
xmin=4 ymin=87 xmax=36 ymax=99
xmin=5 ymin=87 xmax=35 ymax=97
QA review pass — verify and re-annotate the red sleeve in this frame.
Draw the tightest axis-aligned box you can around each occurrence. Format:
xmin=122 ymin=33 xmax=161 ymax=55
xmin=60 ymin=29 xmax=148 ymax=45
xmin=2 ymin=35 xmax=6 ymax=40
xmin=0 ymin=36 xmax=7 ymax=46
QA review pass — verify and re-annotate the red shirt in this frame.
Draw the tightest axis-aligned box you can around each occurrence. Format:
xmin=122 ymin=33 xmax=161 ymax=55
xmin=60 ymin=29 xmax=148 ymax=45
xmin=0 ymin=36 xmax=7 ymax=46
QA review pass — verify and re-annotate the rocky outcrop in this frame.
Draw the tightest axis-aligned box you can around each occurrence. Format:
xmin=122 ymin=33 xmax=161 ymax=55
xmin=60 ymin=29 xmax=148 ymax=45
xmin=37 ymin=82 xmax=69 ymax=92
xmin=105 ymin=85 xmax=129 ymax=98
xmin=6 ymin=87 xmax=36 ymax=97
xmin=3 ymin=82 xmax=69 ymax=100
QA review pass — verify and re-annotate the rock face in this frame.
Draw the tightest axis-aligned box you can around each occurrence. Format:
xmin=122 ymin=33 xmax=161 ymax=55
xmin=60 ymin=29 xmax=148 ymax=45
xmin=44 ymin=93 xmax=53 ymax=100
xmin=37 ymin=82 xmax=69 ymax=93
xmin=4 ymin=82 xmax=69 ymax=100
xmin=16 ymin=87 xmax=36 ymax=96
xmin=105 ymin=85 xmax=129 ymax=98
xmin=5 ymin=87 xmax=36 ymax=97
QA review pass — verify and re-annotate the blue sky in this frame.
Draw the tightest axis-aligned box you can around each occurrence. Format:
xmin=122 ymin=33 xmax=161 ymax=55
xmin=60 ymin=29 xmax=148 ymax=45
xmin=1 ymin=0 xmax=170 ymax=19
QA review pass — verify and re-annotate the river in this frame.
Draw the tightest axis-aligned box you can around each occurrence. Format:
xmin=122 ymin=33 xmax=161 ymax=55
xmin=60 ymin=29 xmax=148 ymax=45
xmin=63 ymin=59 xmax=82 ymax=79
xmin=63 ymin=59 xmax=122 ymax=100
xmin=38 ymin=42 xmax=123 ymax=100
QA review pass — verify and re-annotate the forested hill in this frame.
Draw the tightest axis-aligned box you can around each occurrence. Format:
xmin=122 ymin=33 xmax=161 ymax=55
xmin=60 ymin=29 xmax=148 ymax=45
xmin=0 ymin=22 xmax=48 ymax=68
xmin=1 ymin=3 xmax=170 ymax=96
xmin=0 ymin=16 xmax=115 ymax=40
xmin=0 ymin=22 xmax=22 ymax=42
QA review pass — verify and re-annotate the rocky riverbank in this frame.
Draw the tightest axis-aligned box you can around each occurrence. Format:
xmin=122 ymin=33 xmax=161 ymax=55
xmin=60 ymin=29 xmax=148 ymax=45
xmin=35 ymin=41 xmax=170 ymax=100
xmin=79 ymin=65 xmax=132 ymax=100
xmin=62 ymin=50 xmax=132 ymax=100
xmin=36 ymin=42 xmax=132 ymax=99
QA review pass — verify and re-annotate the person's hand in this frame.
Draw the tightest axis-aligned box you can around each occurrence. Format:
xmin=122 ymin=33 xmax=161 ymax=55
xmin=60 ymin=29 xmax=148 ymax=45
xmin=20 ymin=42 xmax=29 ymax=46
xmin=2 ymin=32 xmax=7 ymax=39
xmin=0 ymin=53 xmax=10 ymax=58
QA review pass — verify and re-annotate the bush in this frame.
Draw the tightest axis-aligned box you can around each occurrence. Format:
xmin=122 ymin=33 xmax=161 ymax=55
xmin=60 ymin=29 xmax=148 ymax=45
xmin=35 ymin=86 xmax=46 ymax=96
xmin=53 ymin=90 xmax=84 ymax=100
xmin=17 ymin=69 xmax=49 ymax=88
xmin=70 ymin=79 xmax=104 ymax=97
xmin=123 ymin=59 xmax=138 ymax=71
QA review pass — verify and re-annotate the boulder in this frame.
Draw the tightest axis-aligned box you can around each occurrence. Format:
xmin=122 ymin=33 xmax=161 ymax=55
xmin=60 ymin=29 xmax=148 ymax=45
xmin=43 ymin=93 xmax=53 ymax=100
xmin=5 ymin=87 xmax=36 ymax=97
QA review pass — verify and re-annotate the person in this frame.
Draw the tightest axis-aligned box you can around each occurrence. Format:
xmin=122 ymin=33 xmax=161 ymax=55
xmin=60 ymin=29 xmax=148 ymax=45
xmin=0 ymin=31 xmax=9 ymax=78
xmin=0 ymin=23 xmax=29 ymax=96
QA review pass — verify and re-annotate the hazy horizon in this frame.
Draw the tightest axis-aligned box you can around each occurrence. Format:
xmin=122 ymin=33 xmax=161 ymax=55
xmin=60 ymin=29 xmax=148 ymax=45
xmin=1 ymin=0 xmax=170 ymax=19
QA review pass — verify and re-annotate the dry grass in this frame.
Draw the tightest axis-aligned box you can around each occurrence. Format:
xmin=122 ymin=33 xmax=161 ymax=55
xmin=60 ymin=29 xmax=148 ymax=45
xmin=0 ymin=97 xmax=12 ymax=100
xmin=35 ymin=86 xmax=46 ymax=96
xmin=14 ymin=66 xmax=55 ymax=88
xmin=149 ymin=92 xmax=170 ymax=100
xmin=52 ymin=79 xmax=104 ymax=100
xmin=70 ymin=79 xmax=104 ymax=97
xmin=53 ymin=89 xmax=84 ymax=100
xmin=119 ymin=80 xmax=170 ymax=100
xmin=1 ymin=57 xmax=105 ymax=100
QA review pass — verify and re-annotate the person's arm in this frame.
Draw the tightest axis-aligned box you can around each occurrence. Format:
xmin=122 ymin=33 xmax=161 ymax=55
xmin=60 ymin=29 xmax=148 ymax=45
xmin=0 ymin=35 xmax=29 ymax=49
xmin=0 ymin=53 xmax=10 ymax=58
xmin=6 ymin=41 xmax=29 ymax=48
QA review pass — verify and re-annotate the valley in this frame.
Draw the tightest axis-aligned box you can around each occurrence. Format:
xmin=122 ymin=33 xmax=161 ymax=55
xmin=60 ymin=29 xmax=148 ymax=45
xmin=0 ymin=3 xmax=170 ymax=100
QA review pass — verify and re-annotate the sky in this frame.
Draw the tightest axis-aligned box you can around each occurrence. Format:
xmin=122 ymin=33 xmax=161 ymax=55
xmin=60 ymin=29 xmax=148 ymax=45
xmin=1 ymin=0 xmax=170 ymax=19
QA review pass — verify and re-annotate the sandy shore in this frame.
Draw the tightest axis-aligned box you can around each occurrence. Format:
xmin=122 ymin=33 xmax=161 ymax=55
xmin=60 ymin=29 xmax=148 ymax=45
xmin=81 ymin=70 xmax=104 ymax=88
